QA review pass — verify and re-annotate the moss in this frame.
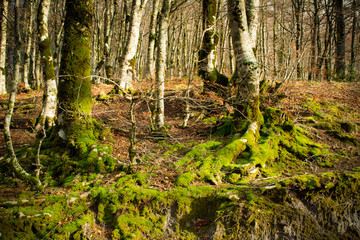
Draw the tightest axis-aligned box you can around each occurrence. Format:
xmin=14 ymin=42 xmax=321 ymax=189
xmin=175 ymin=172 xmax=197 ymax=186
xmin=227 ymin=173 xmax=241 ymax=183
xmin=327 ymin=130 xmax=359 ymax=146
xmin=202 ymin=117 xmax=217 ymax=125
xmin=264 ymin=107 xmax=294 ymax=131
xmin=339 ymin=121 xmax=358 ymax=133
xmin=314 ymin=121 xmax=341 ymax=131
xmin=0 ymin=191 xmax=91 ymax=239
xmin=177 ymin=141 xmax=221 ymax=167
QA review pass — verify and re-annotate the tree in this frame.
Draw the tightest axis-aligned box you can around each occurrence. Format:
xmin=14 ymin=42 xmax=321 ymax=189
xmin=144 ymin=0 xmax=160 ymax=78
xmin=49 ymin=0 xmax=115 ymax=180
xmin=55 ymin=0 xmax=94 ymax=148
xmin=291 ymin=0 xmax=305 ymax=79
xmin=0 ymin=0 xmax=8 ymax=95
xmin=3 ymin=0 xmax=41 ymax=188
xmin=35 ymin=0 xmax=57 ymax=132
xmin=154 ymin=0 xmax=172 ymax=131
xmin=117 ymin=0 xmax=148 ymax=91
xmin=198 ymin=0 xmax=228 ymax=91
xmin=227 ymin=0 xmax=261 ymax=126
xmin=334 ymin=0 xmax=346 ymax=78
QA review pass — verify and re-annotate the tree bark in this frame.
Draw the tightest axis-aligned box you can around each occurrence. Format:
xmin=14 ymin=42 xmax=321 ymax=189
xmin=0 ymin=0 xmax=8 ymax=95
xmin=227 ymin=0 xmax=261 ymax=126
xmin=334 ymin=0 xmax=346 ymax=78
xmin=198 ymin=0 xmax=228 ymax=90
xmin=35 ymin=0 xmax=57 ymax=132
xmin=154 ymin=0 xmax=172 ymax=131
xmin=349 ymin=0 xmax=357 ymax=79
xmin=292 ymin=0 xmax=304 ymax=80
xmin=56 ymin=0 xmax=96 ymax=154
xmin=23 ymin=0 xmax=35 ymax=90
xmin=117 ymin=0 xmax=148 ymax=91
xmin=145 ymin=0 xmax=160 ymax=78
xmin=2 ymin=0 xmax=41 ymax=189
xmin=308 ymin=0 xmax=319 ymax=81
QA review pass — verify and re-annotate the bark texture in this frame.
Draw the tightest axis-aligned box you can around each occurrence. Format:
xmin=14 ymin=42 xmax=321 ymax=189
xmin=2 ymin=0 xmax=40 ymax=188
xmin=118 ymin=0 xmax=148 ymax=91
xmin=335 ymin=0 xmax=346 ymax=78
xmin=56 ymin=0 xmax=96 ymax=154
xmin=145 ymin=0 xmax=160 ymax=78
xmin=0 ymin=0 xmax=8 ymax=95
xmin=198 ymin=0 xmax=228 ymax=91
xmin=35 ymin=0 xmax=57 ymax=131
xmin=227 ymin=0 xmax=261 ymax=125
xmin=154 ymin=0 xmax=172 ymax=130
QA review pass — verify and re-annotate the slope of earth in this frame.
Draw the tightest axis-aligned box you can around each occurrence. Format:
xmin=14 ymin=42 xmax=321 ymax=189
xmin=0 ymin=80 xmax=359 ymax=239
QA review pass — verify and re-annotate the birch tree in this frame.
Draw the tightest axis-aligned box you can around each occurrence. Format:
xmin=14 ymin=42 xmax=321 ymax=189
xmin=154 ymin=0 xmax=172 ymax=131
xmin=0 ymin=0 xmax=8 ymax=95
xmin=117 ymin=0 xmax=148 ymax=91
xmin=144 ymin=0 xmax=160 ymax=78
xmin=227 ymin=0 xmax=261 ymax=125
xmin=35 ymin=0 xmax=57 ymax=131
xmin=2 ymin=0 xmax=41 ymax=189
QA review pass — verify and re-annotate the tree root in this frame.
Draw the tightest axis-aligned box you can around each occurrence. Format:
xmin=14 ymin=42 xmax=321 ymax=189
xmin=175 ymin=108 xmax=332 ymax=186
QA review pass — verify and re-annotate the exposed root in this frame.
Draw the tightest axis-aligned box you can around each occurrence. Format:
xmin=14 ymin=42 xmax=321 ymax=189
xmin=175 ymin=108 xmax=333 ymax=186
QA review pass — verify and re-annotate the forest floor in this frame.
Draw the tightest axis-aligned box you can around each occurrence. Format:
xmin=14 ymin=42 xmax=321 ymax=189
xmin=1 ymin=79 xmax=359 ymax=184
xmin=0 ymin=79 xmax=359 ymax=238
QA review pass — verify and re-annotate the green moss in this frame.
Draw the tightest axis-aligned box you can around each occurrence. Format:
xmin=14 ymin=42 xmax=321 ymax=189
xmin=0 ymin=191 xmax=91 ymax=240
xmin=327 ymin=130 xmax=359 ymax=146
xmin=175 ymin=172 xmax=197 ymax=186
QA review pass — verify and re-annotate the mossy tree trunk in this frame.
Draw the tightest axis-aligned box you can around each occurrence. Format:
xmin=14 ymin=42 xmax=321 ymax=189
xmin=227 ymin=0 xmax=261 ymax=126
xmin=55 ymin=0 xmax=96 ymax=155
xmin=154 ymin=0 xmax=172 ymax=131
xmin=0 ymin=0 xmax=8 ymax=95
xmin=35 ymin=0 xmax=57 ymax=132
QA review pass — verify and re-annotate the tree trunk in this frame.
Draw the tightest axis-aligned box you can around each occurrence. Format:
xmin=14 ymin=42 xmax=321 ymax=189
xmin=227 ymin=0 xmax=261 ymax=126
xmin=2 ymin=0 xmax=41 ymax=189
xmin=23 ymin=0 xmax=35 ymax=90
xmin=117 ymin=0 xmax=148 ymax=91
xmin=292 ymin=0 xmax=304 ymax=80
xmin=324 ymin=1 xmax=333 ymax=80
xmin=154 ymin=0 xmax=172 ymax=131
xmin=35 ymin=0 xmax=57 ymax=132
xmin=334 ymin=0 xmax=346 ymax=78
xmin=0 ymin=0 xmax=8 ymax=95
xmin=145 ymin=0 xmax=160 ymax=78
xmin=198 ymin=0 xmax=223 ymax=89
xmin=308 ymin=0 xmax=319 ymax=81
xmin=349 ymin=0 xmax=357 ymax=80
xmin=55 ymin=0 xmax=96 ymax=155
